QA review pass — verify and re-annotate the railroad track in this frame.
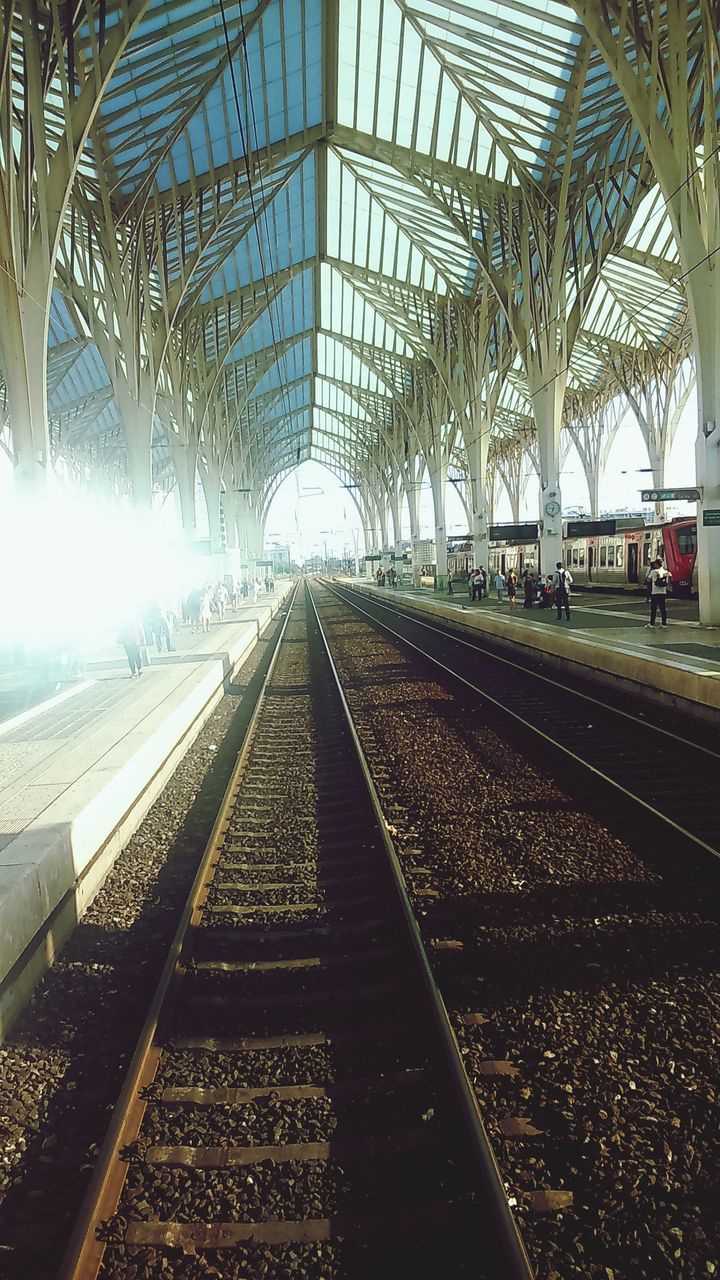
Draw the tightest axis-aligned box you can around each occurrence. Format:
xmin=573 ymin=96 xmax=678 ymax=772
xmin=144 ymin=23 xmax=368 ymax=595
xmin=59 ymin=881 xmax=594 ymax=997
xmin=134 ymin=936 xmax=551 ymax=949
xmin=311 ymin=581 xmax=720 ymax=1278
xmin=326 ymin=581 xmax=720 ymax=861
xmin=57 ymin=584 xmax=533 ymax=1280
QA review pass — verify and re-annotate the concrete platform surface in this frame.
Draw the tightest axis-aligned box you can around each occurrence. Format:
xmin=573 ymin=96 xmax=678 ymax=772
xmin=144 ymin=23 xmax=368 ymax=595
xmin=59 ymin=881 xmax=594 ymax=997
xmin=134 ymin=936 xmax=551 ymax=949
xmin=0 ymin=585 xmax=293 ymax=1032
xmin=339 ymin=580 xmax=720 ymax=718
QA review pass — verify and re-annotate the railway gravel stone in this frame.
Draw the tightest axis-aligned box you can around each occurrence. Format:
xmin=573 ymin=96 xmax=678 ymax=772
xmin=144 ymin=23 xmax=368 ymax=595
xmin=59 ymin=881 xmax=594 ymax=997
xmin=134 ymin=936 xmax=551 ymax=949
xmin=316 ymin=587 xmax=720 ymax=1280
xmin=0 ymin=616 xmax=283 ymax=1280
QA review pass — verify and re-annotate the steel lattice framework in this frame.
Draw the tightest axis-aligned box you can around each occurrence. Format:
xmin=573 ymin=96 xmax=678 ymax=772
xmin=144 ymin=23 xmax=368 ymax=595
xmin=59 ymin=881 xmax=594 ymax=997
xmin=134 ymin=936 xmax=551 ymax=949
xmin=1 ymin=0 xmax=719 ymax=614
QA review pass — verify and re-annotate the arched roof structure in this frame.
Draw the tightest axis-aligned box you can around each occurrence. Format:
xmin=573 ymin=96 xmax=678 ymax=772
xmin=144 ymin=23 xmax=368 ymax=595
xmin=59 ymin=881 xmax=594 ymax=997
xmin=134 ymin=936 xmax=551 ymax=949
xmin=1 ymin=1 xmax=719 ymax=615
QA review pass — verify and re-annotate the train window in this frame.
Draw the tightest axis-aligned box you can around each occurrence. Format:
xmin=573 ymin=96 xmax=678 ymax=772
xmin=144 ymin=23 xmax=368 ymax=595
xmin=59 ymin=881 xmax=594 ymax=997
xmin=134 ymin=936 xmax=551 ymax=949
xmin=616 ymin=545 xmax=623 ymax=568
xmin=607 ymin=545 xmax=615 ymax=567
xmin=570 ymin=547 xmax=577 ymax=566
xmin=579 ymin=548 xmax=585 ymax=567
xmin=600 ymin=545 xmax=607 ymax=567
xmin=643 ymin=541 xmax=652 ymax=566
xmin=677 ymin=528 xmax=697 ymax=555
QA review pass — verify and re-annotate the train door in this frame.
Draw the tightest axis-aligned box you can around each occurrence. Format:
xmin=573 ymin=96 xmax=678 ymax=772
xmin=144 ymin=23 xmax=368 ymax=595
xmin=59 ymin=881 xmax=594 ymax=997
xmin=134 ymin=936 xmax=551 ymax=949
xmin=500 ymin=552 xmax=506 ymax=575
xmin=627 ymin=542 xmax=638 ymax=583
xmin=588 ymin=545 xmax=594 ymax=582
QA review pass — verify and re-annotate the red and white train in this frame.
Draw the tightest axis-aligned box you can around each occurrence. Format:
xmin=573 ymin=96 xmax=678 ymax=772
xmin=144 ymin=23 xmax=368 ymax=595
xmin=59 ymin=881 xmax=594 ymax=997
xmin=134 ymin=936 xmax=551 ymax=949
xmin=447 ymin=517 xmax=697 ymax=595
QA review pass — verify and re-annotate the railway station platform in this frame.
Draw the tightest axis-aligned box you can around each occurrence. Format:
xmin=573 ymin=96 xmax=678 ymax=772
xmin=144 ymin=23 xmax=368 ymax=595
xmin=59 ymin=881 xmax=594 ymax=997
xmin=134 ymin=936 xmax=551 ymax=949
xmin=339 ymin=580 xmax=720 ymax=722
xmin=0 ymin=585 xmax=293 ymax=1032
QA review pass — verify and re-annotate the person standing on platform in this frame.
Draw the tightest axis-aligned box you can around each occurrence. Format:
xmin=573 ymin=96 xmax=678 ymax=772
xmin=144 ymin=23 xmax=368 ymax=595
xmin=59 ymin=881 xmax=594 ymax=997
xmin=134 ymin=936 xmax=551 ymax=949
xmin=523 ymin=574 xmax=535 ymax=608
xmin=645 ymin=559 xmax=672 ymax=628
xmin=118 ymin=622 xmax=145 ymax=677
xmin=186 ymin=588 xmax=202 ymax=633
xmin=214 ymin=582 xmax=228 ymax=623
xmin=552 ymin=562 xmax=573 ymax=620
xmin=494 ymin=570 xmax=505 ymax=603
xmin=200 ymin=587 xmax=213 ymax=633
xmin=447 ymin=569 xmax=454 ymax=595
xmin=506 ymin=569 xmax=518 ymax=608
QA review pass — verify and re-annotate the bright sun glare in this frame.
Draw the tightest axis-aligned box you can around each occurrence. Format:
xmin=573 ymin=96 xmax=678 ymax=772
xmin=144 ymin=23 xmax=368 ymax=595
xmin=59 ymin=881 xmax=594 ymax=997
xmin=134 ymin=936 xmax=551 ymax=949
xmin=0 ymin=487 xmax=194 ymax=658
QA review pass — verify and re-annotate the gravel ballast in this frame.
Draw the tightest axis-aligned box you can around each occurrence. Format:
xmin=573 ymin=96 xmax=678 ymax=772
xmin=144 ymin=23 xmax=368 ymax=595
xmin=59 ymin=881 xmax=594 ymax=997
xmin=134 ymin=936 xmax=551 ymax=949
xmin=87 ymin=595 xmax=485 ymax=1280
xmin=0 ymin=611 xmax=285 ymax=1279
xmin=314 ymin=585 xmax=720 ymax=1280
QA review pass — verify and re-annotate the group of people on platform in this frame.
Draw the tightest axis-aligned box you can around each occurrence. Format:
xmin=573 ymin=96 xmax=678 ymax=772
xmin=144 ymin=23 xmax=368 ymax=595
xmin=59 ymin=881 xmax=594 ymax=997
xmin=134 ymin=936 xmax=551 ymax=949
xmin=445 ymin=554 xmax=672 ymax=626
xmin=375 ymin=566 xmax=398 ymax=588
xmin=117 ymin=574 xmax=276 ymax=678
xmin=492 ymin=566 xmax=573 ymax=618
xmin=445 ymin=563 xmax=574 ymax=619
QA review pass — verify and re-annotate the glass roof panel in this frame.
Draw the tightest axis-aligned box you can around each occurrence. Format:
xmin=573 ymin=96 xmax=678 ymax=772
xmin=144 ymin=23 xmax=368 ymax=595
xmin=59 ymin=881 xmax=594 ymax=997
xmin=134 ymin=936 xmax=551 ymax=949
xmin=229 ymin=267 xmax=314 ymax=361
xmin=41 ymin=0 xmax=690 ymax=489
xmin=199 ymin=151 xmax=316 ymax=301
xmin=97 ymin=0 xmax=321 ymax=198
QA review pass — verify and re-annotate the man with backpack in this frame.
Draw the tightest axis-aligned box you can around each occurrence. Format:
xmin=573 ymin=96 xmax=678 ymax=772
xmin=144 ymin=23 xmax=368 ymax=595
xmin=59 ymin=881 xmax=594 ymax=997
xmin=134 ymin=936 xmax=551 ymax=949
xmin=645 ymin=559 xmax=672 ymax=628
xmin=552 ymin=561 xmax=573 ymax=620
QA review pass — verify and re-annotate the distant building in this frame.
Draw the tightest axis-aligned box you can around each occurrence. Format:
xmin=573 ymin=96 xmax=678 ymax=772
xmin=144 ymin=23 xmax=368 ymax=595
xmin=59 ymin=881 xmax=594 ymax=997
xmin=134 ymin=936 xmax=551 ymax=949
xmin=265 ymin=545 xmax=291 ymax=571
xmin=413 ymin=539 xmax=435 ymax=567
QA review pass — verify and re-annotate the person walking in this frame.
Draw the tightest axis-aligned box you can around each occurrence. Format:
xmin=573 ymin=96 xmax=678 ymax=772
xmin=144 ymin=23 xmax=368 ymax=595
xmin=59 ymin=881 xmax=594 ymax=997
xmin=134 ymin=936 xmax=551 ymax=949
xmin=494 ymin=570 xmax=505 ymax=603
xmin=147 ymin=603 xmax=174 ymax=652
xmin=506 ymin=569 xmax=518 ymax=608
xmin=552 ymin=561 xmax=573 ymax=620
xmin=645 ymin=559 xmax=672 ymax=628
xmin=118 ymin=621 xmax=145 ymax=677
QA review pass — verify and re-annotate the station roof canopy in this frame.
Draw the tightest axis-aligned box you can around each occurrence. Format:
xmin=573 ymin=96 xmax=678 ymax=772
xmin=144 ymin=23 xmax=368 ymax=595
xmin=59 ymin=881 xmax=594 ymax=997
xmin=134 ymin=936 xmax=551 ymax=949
xmin=32 ymin=0 xmax=698 ymax=498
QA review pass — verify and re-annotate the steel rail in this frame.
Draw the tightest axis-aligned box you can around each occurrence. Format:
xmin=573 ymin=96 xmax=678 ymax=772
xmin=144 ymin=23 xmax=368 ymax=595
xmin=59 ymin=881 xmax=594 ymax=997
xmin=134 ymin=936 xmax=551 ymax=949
xmin=307 ymin=583 xmax=536 ymax=1280
xmin=56 ymin=583 xmax=299 ymax=1280
xmin=335 ymin=585 xmax=720 ymax=761
xmin=324 ymin=582 xmax=720 ymax=864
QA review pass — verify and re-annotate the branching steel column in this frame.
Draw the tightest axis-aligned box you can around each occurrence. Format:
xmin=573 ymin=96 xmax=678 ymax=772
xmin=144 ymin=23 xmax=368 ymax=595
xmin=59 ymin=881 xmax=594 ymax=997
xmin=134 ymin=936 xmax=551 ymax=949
xmin=570 ymin=0 xmax=720 ymax=621
xmin=0 ymin=0 xmax=152 ymax=492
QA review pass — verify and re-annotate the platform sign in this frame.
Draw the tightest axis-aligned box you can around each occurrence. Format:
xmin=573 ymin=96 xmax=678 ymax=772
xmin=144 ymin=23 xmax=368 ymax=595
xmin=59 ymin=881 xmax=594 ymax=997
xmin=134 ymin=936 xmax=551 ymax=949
xmin=567 ymin=519 xmax=613 ymax=538
xmin=489 ymin=522 xmax=539 ymax=542
xmin=702 ymin=509 xmax=720 ymax=526
xmin=641 ymin=487 xmax=702 ymax=502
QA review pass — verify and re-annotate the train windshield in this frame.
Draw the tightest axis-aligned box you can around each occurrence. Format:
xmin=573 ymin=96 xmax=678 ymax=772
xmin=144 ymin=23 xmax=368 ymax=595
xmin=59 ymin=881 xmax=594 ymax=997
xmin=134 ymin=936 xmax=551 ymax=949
xmin=676 ymin=527 xmax=697 ymax=556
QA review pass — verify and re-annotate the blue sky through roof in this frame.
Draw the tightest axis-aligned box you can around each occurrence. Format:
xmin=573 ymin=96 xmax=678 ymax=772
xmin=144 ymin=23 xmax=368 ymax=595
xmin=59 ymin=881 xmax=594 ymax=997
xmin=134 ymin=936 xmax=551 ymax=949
xmin=227 ymin=267 xmax=314 ymax=361
xmin=103 ymin=0 xmax=319 ymax=197
xmin=199 ymin=151 xmax=316 ymax=302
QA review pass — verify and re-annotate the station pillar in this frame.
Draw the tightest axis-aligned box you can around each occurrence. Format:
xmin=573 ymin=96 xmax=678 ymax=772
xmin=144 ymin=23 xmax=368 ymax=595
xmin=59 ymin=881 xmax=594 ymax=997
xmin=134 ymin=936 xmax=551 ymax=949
xmin=467 ymin=424 xmax=490 ymax=575
xmin=428 ymin=464 xmax=448 ymax=591
xmin=529 ymin=370 xmax=566 ymax=576
xmin=690 ymin=271 xmax=720 ymax=625
xmin=116 ymin=383 xmax=155 ymax=509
